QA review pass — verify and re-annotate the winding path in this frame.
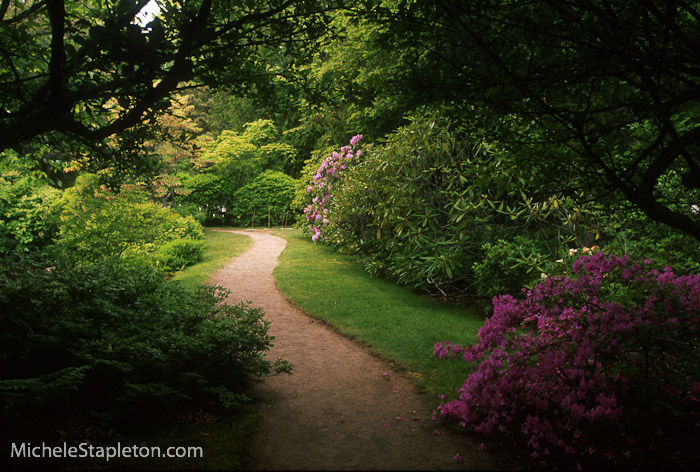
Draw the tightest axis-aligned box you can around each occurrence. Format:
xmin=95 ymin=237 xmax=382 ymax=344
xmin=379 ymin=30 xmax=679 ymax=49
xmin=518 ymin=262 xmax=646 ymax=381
xmin=207 ymin=230 xmax=519 ymax=470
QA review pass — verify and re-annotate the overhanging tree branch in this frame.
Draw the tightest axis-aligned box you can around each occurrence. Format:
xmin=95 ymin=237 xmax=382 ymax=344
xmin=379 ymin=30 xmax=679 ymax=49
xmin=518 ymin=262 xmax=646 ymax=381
xmin=47 ymin=0 xmax=67 ymax=114
xmin=0 ymin=0 xmax=337 ymax=154
xmin=0 ymin=0 xmax=47 ymax=24
xmin=0 ymin=0 xmax=9 ymax=21
xmin=383 ymin=0 xmax=700 ymax=240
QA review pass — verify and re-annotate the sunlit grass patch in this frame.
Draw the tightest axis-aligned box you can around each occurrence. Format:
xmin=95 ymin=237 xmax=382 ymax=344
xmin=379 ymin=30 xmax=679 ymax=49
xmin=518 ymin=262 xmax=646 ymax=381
xmin=173 ymin=229 xmax=252 ymax=290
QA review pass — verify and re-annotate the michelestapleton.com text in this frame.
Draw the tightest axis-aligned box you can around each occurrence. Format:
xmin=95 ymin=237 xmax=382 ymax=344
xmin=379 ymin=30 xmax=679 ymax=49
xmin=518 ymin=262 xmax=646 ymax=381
xmin=10 ymin=442 xmax=203 ymax=462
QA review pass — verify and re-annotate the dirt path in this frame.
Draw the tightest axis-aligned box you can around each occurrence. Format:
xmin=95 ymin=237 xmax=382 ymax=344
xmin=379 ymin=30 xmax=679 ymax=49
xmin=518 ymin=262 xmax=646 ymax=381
xmin=207 ymin=229 xmax=520 ymax=471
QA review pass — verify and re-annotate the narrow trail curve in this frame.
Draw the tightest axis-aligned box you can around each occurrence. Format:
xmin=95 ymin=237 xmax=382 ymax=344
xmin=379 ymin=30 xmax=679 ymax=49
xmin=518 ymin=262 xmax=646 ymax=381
xmin=207 ymin=230 xmax=519 ymax=471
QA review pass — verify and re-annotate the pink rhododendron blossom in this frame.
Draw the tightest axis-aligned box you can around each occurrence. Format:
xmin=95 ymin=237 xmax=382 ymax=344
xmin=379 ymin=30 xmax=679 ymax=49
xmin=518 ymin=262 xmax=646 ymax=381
xmin=303 ymin=135 xmax=364 ymax=242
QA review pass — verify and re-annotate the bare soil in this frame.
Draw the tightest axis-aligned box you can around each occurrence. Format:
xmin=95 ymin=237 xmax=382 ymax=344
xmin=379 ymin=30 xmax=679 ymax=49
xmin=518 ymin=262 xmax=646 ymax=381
xmin=207 ymin=229 xmax=525 ymax=471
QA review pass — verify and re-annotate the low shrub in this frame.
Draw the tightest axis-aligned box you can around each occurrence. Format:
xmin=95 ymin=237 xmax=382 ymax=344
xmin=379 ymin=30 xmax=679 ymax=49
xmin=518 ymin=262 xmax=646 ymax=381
xmin=153 ymin=238 xmax=205 ymax=272
xmin=0 ymin=253 xmax=291 ymax=440
xmin=435 ymin=252 xmax=700 ymax=468
xmin=0 ymin=174 xmax=61 ymax=255
xmin=53 ymin=174 xmax=204 ymax=261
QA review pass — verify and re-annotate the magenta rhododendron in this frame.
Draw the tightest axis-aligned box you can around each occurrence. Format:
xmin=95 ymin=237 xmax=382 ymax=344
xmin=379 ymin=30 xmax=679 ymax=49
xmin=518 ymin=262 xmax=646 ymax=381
xmin=303 ymin=135 xmax=363 ymax=242
xmin=435 ymin=252 xmax=700 ymax=466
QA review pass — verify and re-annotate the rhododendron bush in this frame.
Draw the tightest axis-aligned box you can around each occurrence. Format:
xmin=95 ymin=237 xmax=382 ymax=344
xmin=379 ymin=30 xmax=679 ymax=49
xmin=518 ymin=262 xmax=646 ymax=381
xmin=435 ymin=252 xmax=700 ymax=466
xmin=302 ymin=134 xmax=363 ymax=242
xmin=300 ymin=116 xmax=511 ymax=293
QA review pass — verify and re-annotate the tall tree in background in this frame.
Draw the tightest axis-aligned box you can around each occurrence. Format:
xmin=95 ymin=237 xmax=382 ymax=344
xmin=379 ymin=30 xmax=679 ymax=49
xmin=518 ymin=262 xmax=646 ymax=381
xmin=0 ymin=0 xmax=337 ymax=175
xmin=370 ymin=0 xmax=700 ymax=240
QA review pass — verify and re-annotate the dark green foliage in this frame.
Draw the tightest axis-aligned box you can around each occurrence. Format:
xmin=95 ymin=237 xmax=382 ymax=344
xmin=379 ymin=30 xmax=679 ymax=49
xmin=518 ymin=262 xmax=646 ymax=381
xmin=472 ymin=236 xmax=548 ymax=299
xmin=592 ymin=205 xmax=700 ymax=276
xmin=370 ymin=0 xmax=700 ymax=240
xmin=199 ymin=89 xmax=260 ymax=137
xmin=153 ymin=238 xmax=205 ymax=273
xmin=0 ymin=252 xmax=290 ymax=440
xmin=230 ymin=170 xmax=298 ymax=227
xmin=326 ymin=114 xmax=513 ymax=293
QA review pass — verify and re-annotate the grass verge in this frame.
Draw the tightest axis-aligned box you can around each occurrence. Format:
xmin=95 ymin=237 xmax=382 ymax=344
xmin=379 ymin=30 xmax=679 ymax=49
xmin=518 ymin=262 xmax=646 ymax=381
xmin=271 ymin=228 xmax=486 ymax=400
xmin=173 ymin=229 xmax=252 ymax=289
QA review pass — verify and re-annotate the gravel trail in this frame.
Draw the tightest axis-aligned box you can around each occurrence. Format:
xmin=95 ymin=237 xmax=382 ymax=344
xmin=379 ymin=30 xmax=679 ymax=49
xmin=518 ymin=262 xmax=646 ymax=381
xmin=207 ymin=229 xmax=520 ymax=471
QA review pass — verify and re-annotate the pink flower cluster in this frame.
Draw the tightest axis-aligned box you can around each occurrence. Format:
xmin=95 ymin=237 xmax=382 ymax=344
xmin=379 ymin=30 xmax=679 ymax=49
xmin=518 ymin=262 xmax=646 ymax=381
xmin=435 ymin=252 xmax=700 ymax=465
xmin=303 ymin=135 xmax=363 ymax=242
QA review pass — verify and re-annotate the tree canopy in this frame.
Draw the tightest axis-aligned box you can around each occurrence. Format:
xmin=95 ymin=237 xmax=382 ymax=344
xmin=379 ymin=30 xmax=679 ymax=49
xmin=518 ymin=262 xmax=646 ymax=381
xmin=2 ymin=0 xmax=699 ymax=240
xmin=0 ymin=0 xmax=335 ymax=172
xmin=366 ymin=0 xmax=700 ymax=239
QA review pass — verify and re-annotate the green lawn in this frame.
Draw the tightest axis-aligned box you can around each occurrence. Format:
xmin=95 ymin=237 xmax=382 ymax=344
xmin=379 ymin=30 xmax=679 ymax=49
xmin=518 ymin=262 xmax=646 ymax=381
xmin=271 ymin=228 xmax=487 ymax=400
xmin=173 ymin=229 xmax=252 ymax=289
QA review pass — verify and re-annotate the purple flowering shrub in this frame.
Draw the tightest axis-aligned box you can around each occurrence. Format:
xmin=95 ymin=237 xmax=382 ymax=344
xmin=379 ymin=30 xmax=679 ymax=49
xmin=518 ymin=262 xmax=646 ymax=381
xmin=302 ymin=135 xmax=363 ymax=242
xmin=435 ymin=252 xmax=700 ymax=465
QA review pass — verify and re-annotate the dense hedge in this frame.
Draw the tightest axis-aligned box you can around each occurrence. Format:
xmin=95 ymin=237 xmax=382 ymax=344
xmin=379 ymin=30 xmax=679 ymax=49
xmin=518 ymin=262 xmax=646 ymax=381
xmin=229 ymin=170 xmax=298 ymax=227
xmin=302 ymin=116 xmax=522 ymax=293
xmin=300 ymin=114 xmax=700 ymax=297
xmin=0 ymin=253 xmax=290 ymax=440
